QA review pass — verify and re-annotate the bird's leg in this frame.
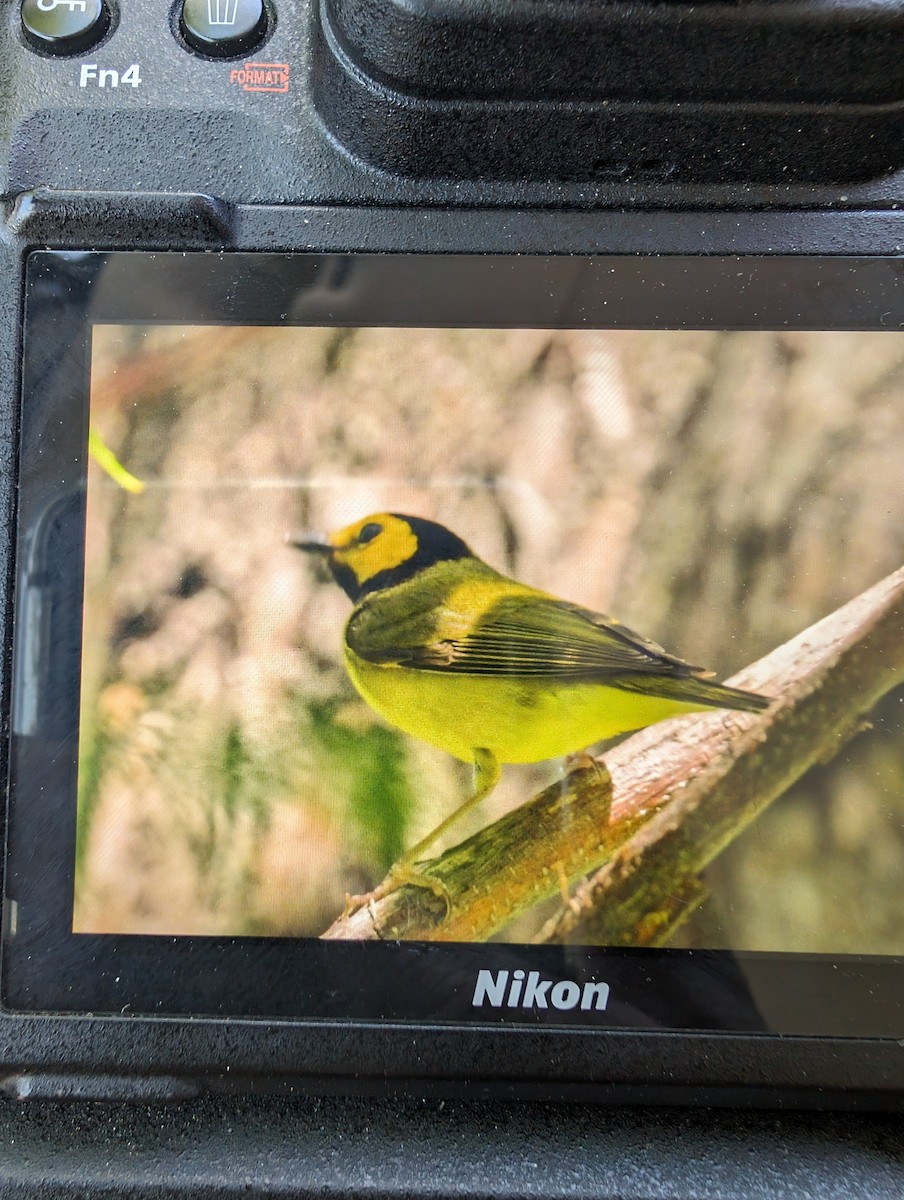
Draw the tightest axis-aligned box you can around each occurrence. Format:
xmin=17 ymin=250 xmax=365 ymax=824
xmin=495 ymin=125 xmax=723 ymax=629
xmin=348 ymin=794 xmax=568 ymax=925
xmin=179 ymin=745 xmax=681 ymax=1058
xmin=345 ymin=749 xmax=501 ymax=915
xmin=400 ymin=747 xmax=501 ymax=870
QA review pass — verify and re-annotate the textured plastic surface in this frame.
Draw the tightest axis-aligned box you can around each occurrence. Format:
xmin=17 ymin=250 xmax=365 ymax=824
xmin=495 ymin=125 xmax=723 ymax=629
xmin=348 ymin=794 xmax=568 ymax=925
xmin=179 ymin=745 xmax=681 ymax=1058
xmin=0 ymin=1095 xmax=903 ymax=1198
xmin=0 ymin=19 xmax=902 ymax=1200
xmin=2 ymin=197 xmax=904 ymax=1112
xmin=314 ymin=0 xmax=904 ymax=181
xmin=325 ymin=0 xmax=904 ymax=103
xmin=2 ymin=0 xmax=904 ymax=207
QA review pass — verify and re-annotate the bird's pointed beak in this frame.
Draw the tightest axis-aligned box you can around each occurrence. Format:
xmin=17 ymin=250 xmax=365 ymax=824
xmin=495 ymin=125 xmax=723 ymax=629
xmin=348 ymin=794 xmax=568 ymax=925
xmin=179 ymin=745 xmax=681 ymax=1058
xmin=285 ymin=531 xmax=333 ymax=555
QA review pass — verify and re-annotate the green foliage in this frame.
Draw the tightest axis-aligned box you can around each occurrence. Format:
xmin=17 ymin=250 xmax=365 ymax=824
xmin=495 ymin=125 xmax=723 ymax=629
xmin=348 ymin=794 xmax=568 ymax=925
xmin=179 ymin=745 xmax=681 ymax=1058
xmin=221 ymin=723 xmax=250 ymax=823
xmin=88 ymin=428 xmax=146 ymax=493
xmin=307 ymin=700 xmax=413 ymax=872
xmin=75 ymin=726 xmax=110 ymax=878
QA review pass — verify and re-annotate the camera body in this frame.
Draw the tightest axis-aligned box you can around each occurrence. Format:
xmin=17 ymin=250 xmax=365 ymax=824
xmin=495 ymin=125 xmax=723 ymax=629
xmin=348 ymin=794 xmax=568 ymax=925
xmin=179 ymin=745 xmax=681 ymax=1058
xmin=2 ymin=0 xmax=904 ymax=1108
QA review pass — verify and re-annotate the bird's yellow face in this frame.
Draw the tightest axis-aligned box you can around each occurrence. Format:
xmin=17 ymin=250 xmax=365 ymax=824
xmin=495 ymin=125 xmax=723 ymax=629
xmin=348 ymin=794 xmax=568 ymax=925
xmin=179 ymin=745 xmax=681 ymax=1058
xmin=326 ymin=514 xmax=420 ymax=590
xmin=294 ymin=512 xmax=472 ymax=601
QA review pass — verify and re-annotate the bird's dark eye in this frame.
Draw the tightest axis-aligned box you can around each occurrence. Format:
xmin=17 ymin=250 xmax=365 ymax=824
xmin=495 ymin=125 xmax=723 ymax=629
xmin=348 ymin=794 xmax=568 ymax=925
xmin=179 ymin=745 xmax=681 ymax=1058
xmin=358 ymin=522 xmax=382 ymax=545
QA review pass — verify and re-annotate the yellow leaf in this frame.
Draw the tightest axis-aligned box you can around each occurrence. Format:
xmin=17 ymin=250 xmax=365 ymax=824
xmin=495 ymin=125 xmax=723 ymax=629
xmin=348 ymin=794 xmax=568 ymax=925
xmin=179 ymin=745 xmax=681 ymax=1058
xmin=88 ymin=429 xmax=145 ymax=494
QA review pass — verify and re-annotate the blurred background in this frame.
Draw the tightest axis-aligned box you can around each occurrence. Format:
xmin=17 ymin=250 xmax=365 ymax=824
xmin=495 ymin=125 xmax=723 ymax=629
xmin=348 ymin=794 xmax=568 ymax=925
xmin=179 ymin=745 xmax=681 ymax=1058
xmin=75 ymin=319 xmax=904 ymax=950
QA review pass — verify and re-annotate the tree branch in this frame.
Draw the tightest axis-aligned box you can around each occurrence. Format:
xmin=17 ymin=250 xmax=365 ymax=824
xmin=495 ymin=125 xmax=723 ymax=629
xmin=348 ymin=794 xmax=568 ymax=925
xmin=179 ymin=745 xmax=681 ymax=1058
xmin=538 ymin=563 xmax=904 ymax=945
xmin=322 ymin=565 xmax=904 ymax=943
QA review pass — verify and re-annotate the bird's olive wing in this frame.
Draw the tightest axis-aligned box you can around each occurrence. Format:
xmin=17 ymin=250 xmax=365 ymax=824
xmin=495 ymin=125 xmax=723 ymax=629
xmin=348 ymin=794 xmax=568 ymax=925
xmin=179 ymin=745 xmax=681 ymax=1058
xmin=348 ymin=591 xmax=705 ymax=681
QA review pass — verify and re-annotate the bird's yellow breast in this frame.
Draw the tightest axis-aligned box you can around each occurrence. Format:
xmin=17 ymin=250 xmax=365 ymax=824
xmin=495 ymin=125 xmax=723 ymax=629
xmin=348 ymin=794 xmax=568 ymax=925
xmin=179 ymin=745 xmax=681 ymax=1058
xmin=343 ymin=649 xmax=709 ymax=765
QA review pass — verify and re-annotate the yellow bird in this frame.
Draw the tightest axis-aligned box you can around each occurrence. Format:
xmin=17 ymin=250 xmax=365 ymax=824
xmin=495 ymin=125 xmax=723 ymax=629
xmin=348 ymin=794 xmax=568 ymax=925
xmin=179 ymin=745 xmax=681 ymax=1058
xmin=292 ymin=513 xmax=769 ymax=879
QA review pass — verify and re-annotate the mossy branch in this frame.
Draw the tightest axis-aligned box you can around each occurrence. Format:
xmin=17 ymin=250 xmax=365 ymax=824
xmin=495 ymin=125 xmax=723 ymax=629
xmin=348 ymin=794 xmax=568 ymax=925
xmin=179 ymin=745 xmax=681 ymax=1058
xmin=322 ymin=564 xmax=904 ymax=943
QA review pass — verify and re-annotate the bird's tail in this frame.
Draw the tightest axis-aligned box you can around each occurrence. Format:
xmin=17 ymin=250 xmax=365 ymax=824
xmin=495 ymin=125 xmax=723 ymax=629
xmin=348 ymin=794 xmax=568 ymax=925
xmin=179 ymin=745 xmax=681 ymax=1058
xmin=617 ymin=672 xmax=771 ymax=714
xmin=683 ymin=677 xmax=771 ymax=714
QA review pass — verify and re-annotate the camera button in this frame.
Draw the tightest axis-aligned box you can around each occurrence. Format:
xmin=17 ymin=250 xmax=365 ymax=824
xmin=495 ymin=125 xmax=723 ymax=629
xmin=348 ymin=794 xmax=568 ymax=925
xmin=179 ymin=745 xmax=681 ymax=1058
xmin=21 ymin=0 xmax=110 ymax=55
xmin=180 ymin=0 xmax=268 ymax=58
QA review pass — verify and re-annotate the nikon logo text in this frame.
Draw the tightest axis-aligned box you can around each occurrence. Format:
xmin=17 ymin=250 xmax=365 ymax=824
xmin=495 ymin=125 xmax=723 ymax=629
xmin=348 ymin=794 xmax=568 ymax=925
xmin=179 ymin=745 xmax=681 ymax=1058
xmin=471 ymin=969 xmax=609 ymax=1012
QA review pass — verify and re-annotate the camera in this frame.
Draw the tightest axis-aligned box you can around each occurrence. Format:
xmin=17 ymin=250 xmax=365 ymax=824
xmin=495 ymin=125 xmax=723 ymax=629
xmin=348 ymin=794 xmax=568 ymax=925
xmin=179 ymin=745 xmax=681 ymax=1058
xmin=2 ymin=0 xmax=904 ymax=1111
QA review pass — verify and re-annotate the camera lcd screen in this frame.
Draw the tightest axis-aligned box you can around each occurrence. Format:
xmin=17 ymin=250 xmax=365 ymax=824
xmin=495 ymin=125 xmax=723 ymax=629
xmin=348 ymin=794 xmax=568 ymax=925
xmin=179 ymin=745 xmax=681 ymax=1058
xmin=5 ymin=250 xmax=904 ymax=1036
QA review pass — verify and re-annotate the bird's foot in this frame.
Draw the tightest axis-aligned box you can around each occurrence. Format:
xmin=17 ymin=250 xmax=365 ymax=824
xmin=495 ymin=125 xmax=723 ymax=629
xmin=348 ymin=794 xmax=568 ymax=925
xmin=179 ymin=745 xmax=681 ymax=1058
xmin=341 ymin=891 xmax=379 ymax=922
xmin=342 ymin=860 xmax=451 ymax=920
xmin=387 ymin=859 xmax=452 ymax=912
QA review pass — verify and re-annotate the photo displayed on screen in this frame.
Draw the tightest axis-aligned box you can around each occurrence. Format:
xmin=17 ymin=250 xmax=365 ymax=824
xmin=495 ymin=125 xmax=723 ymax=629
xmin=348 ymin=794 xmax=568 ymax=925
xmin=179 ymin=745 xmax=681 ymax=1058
xmin=75 ymin=323 xmax=904 ymax=952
